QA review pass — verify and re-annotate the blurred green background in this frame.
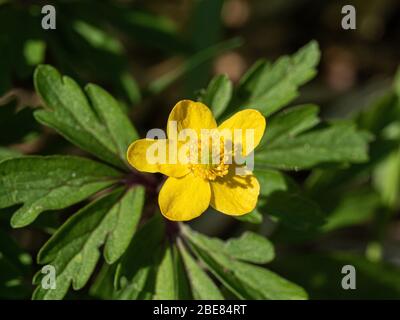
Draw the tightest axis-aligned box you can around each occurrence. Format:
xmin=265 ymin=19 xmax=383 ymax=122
xmin=0 ymin=0 xmax=399 ymax=299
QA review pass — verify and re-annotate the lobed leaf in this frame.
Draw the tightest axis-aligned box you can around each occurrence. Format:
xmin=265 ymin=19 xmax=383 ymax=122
xmin=259 ymin=104 xmax=320 ymax=149
xmin=0 ymin=155 xmax=121 ymax=228
xmin=114 ymin=215 xmax=165 ymax=299
xmin=182 ymin=226 xmax=306 ymax=300
xmin=322 ymin=189 xmax=381 ymax=232
xmin=154 ymin=244 xmax=177 ymax=300
xmin=85 ymin=84 xmax=138 ymax=168
xmin=34 ymin=65 xmax=138 ymax=169
xmin=256 ymin=122 xmax=370 ymax=170
xmin=32 ymin=186 xmax=145 ymax=300
xmin=259 ymin=191 xmax=325 ymax=231
xmin=200 ymin=74 xmax=232 ymax=119
xmin=154 ymin=243 xmax=192 ymax=300
xmin=89 ymin=263 xmax=119 ymax=300
xmin=172 ymin=244 xmax=192 ymax=299
xmin=255 ymin=168 xmax=298 ymax=197
xmin=357 ymin=93 xmax=400 ymax=136
xmin=224 ymin=231 xmax=275 ymax=264
xmin=231 ymin=41 xmax=320 ymax=116
xmin=103 ymin=186 xmax=145 ymax=263
xmin=178 ymin=240 xmax=224 ymax=300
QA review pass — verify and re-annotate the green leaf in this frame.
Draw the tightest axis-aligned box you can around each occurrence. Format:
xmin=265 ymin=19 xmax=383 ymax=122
xmin=224 ymin=231 xmax=274 ymax=264
xmin=372 ymin=148 xmax=400 ymax=209
xmin=183 ymin=226 xmax=307 ymax=300
xmin=189 ymin=0 xmax=223 ymax=51
xmin=34 ymin=65 xmax=138 ymax=169
xmin=382 ymin=121 xmax=400 ymax=140
xmin=153 ymin=243 xmax=191 ymax=300
xmin=259 ymin=104 xmax=320 ymax=148
xmin=256 ymin=122 xmax=369 ymax=170
xmin=234 ymin=208 xmax=263 ymax=224
xmin=119 ymin=71 xmax=142 ymax=105
xmin=172 ymin=244 xmax=192 ymax=299
xmin=0 ymin=147 xmax=21 ymax=162
xmin=305 ymin=137 xmax=398 ymax=199
xmin=114 ymin=215 xmax=165 ymax=299
xmin=0 ymin=155 xmax=120 ymax=228
xmin=89 ymin=263 xmax=118 ymax=299
xmin=357 ymin=92 xmax=400 ymax=136
xmin=32 ymin=186 xmax=145 ymax=300
xmin=73 ymin=20 xmax=123 ymax=54
xmin=322 ymin=189 xmax=381 ymax=231
xmin=200 ymin=74 xmax=233 ymax=118
xmin=85 ymin=84 xmax=138 ymax=166
xmin=23 ymin=39 xmax=46 ymax=66
xmin=255 ymin=168 xmax=298 ymax=196
xmin=185 ymin=0 xmax=224 ymax=94
xmin=103 ymin=186 xmax=145 ymax=263
xmin=232 ymin=41 xmax=320 ymax=116
xmin=178 ymin=240 xmax=224 ymax=300
xmin=154 ymin=244 xmax=176 ymax=300
xmin=260 ymin=191 xmax=325 ymax=231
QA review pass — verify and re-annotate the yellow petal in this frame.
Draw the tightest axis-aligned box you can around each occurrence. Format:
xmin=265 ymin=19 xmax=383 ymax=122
xmin=159 ymin=173 xmax=211 ymax=221
xmin=127 ymin=139 xmax=189 ymax=177
xmin=167 ymin=100 xmax=217 ymax=138
xmin=218 ymin=109 xmax=266 ymax=156
xmin=210 ymin=168 xmax=260 ymax=216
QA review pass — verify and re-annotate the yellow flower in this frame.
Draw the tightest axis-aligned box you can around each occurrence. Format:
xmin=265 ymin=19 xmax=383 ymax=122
xmin=126 ymin=100 xmax=266 ymax=221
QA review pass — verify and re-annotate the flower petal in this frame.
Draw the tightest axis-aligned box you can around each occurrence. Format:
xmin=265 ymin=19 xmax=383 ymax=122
xmin=210 ymin=168 xmax=260 ymax=216
xmin=218 ymin=109 xmax=266 ymax=155
xmin=127 ymin=139 xmax=189 ymax=177
xmin=159 ymin=174 xmax=210 ymax=221
xmin=167 ymin=100 xmax=217 ymax=138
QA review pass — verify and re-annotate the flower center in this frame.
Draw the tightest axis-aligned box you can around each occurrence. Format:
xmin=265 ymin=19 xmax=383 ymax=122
xmin=189 ymin=162 xmax=229 ymax=181
xmin=187 ymin=135 xmax=230 ymax=181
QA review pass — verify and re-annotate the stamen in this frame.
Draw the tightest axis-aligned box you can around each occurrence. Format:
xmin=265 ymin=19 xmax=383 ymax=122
xmin=188 ymin=135 xmax=230 ymax=181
